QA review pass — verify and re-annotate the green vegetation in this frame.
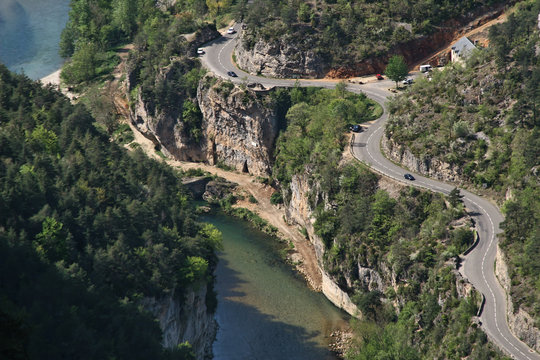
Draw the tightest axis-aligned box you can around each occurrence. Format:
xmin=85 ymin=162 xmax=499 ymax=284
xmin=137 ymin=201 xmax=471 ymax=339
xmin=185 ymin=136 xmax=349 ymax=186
xmin=273 ymin=81 xmax=503 ymax=358
xmin=59 ymin=0 xmax=238 ymax=86
xmin=243 ymin=0 xmax=507 ymax=69
xmin=386 ymin=0 xmax=540 ymax=324
xmin=0 ymin=65 xmax=221 ymax=359
xmin=273 ymin=85 xmax=381 ymax=186
xmin=385 ymin=55 xmax=409 ymax=87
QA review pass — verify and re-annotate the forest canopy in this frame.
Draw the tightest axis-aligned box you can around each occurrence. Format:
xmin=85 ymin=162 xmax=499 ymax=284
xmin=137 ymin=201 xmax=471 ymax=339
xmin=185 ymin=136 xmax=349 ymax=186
xmin=0 ymin=64 xmax=219 ymax=359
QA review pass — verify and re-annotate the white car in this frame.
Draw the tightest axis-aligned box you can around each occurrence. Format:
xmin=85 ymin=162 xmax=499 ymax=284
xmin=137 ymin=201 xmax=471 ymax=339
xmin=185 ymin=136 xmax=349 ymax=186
xmin=227 ymin=27 xmax=236 ymax=34
xmin=402 ymin=78 xmax=413 ymax=85
xmin=197 ymin=48 xmax=205 ymax=55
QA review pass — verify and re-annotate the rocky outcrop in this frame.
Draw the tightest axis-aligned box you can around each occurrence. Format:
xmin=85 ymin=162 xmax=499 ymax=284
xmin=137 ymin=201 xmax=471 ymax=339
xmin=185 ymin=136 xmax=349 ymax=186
xmin=142 ymin=285 xmax=217 ymax=359
xmin=196 ymin=76 xmax=280 ymax=176
xmin=130 ymin=57 xmax=205 ymax=163
xmin=236 ymin=28 xmax=326 ymax=78
xmin=187 ymin=25 xmax=220 ymax=56
xmin=182 ymin=176 xmax=212 ymax=199
xmin=203 ymin=178 xmax=237 ymax=202
xmin=382 ymin=135 xmax=464 ymax=184
xmin=285 ymin=172 xmax=360 ymax=317
xmin=495 ymin=246 xmax=540 ymax=353
xmin=130 ymin=71 xmax=281 ymax=176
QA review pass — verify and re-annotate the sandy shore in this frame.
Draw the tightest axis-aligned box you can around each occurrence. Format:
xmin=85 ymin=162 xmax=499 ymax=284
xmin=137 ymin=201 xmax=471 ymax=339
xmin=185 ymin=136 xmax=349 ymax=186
xmin=40 ymin=68 xmax=61 ymax=86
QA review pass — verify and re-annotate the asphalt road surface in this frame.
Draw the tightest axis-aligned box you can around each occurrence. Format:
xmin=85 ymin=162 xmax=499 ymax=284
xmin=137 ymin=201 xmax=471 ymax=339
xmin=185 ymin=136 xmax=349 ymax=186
xmin=198 ymin=24 xmax=540 ymax=360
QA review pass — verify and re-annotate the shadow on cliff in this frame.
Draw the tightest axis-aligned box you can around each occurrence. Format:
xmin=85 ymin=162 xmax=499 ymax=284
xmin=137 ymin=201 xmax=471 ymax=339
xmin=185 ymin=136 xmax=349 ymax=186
xmin=213 ymin=256 xmax=336 ymax=360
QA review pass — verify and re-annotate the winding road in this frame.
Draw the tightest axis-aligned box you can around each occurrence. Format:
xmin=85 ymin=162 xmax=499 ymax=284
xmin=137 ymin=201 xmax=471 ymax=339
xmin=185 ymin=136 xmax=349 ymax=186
xmin=198 ymin=25 xmax=540 ymax=360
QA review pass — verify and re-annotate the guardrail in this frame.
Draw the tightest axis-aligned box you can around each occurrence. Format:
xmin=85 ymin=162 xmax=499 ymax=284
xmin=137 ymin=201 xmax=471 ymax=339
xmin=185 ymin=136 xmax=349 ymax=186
xmin=463 ymin=229 xmax=480 ymax=256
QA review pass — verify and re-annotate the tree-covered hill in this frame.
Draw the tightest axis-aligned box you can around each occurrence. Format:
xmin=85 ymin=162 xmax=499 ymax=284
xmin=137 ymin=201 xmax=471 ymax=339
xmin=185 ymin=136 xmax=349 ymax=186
xmin=59 ymin=0 xmax=239 ymax=86
xmin=242 ymin=0 xmax=510 ymax=73
xmin=386 ymin=0 xmax=540 ymax=327
xmin=0 ymin=65 xmax=220 ymax=359
xmin=271 ymin=85 xmax=505 ymax=359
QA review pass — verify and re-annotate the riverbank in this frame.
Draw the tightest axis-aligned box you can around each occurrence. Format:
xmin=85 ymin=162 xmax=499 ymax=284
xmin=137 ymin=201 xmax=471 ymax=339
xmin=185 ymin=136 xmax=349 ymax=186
xmin=40 ymin=68 xmax=61 ymax=86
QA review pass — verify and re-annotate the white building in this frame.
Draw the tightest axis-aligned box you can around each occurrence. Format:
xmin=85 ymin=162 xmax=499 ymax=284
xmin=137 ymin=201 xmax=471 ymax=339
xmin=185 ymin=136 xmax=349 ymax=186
xmin=451 ymin=37 xmax=476 ymax=63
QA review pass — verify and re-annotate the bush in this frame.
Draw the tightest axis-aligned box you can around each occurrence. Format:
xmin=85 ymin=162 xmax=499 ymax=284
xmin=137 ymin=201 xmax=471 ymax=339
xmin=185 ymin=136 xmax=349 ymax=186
xmin=270 ymin=191 xmax=283 ymax=205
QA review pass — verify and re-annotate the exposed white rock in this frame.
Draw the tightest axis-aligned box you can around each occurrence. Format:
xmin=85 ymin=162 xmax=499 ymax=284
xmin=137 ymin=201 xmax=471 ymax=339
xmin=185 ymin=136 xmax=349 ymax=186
xmin=142 ymin=285 xmax=217 ymax=360
xmin=495 ymin=246 xmax=540 ymax=353
xmin=235 ymin=30 xmax=325 ymax=78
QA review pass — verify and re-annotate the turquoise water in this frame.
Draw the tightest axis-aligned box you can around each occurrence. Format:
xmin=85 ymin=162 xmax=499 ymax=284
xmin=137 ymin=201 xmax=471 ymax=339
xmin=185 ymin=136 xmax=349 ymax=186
xmin=0 ymin=0 xmax=70 ymax=79
xmin=202 ymin=212 xmax=348 ymax=360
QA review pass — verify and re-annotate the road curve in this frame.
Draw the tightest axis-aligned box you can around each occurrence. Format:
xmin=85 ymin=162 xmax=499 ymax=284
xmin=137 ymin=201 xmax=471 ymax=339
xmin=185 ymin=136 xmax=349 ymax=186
xmin=198 ymin=25 xmax=540 ymax=360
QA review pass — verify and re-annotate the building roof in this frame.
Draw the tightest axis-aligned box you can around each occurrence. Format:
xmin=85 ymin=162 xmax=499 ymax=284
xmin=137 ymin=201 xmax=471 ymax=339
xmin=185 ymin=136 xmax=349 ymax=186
xmin=451 ymin=37 xmax=476 ymax=59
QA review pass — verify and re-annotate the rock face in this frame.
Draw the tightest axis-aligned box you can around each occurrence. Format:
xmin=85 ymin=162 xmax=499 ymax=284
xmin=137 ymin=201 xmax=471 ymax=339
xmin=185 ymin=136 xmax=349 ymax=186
xmin=196 ymin=76 xmax=280 ymax=176
xmin=495 ymin=246 xmax=540 ymax=352
xmin=236 ymin=29 xmax=326 ymax=78
xmin=130 ymin=57 xmax=205 ymax=162
xmin=285 ymin=172 xmax=360 ymax=317
xmin=142 ymin=285 xmax=217 ymax=359
xmin=131 ymin=73 xmax=280 ymax=177
xmin=382 ymin=135 xmax=464 ymax=183
xmin=283 ymin=168 xmax=480 ymax=319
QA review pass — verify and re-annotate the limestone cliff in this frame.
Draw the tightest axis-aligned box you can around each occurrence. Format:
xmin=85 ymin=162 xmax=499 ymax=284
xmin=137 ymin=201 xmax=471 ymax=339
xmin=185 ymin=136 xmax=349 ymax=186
xmin=283 ymin=167 xmax=480 ymax=320
xmin=142 ymin=285 xmax=217 ymax=359
xmin=284 ymin=172 xmax=359 ymax=316
xmin=495 ymin=246 xmax=540 ymax=352
xmin=196 ymin=76 xmax=279 ymax=176
xmin=382 ymin=135 xmax=464 ymax=184
xmin=236 ymin=28 xmax=326 ymax=79
xmin=130 ymin=72 xmax=280 ymax=177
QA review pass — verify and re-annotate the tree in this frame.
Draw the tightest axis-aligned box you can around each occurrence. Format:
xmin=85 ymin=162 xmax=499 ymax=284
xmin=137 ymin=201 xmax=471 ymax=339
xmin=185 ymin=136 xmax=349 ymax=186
xmin=385 ymin=55 xmax=408 ymax=88
xmin=448 ymin=187 xmax=463 ymax=207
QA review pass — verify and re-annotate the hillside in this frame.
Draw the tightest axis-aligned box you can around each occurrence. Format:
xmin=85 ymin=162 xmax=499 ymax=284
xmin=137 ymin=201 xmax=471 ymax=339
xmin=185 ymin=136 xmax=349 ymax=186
xmin=385 ymin=0 xmax=540 ymax=332
xmin=237 ymin=0 xmax=511 ymax=77
xmin=0 ymin=65 xmax=221 ymax=359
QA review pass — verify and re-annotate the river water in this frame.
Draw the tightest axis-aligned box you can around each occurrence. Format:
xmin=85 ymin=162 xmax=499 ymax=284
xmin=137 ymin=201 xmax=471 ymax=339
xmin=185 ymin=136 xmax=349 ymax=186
xmin=2 ymin=2 xmax=349 ymax=357
xmin=202 ymin=212 xmax=347 ymax=359
xmin=0 ymin=0 xmax=70 ymax=79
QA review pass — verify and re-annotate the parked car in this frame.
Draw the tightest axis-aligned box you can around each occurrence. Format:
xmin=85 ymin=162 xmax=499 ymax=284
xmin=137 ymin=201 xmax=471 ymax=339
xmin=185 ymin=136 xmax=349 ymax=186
xmin=350 ymin=124 xmax=363 ymax=133
xmin=227 ymin=27 xmax=236 ymax=34
xmin=197 ymin=48 xmax=205 ymax=55
xmin=227 ymin=71 xmax=238 ymax=77
xmin=402 ymin=78 xmax=413 ymax=85
xmin=404 ymin=173 xmax=415 ymax=181
xmin=376 ymin=74 xmax=384 ymax=80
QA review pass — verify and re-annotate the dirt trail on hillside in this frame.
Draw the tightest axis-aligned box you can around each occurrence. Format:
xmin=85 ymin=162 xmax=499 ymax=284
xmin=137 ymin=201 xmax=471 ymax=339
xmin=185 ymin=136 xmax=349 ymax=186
xmin=127 ymin=122 xmax=323 ymax=290
xmin=413 ymin=9 xmax=509 ymax=69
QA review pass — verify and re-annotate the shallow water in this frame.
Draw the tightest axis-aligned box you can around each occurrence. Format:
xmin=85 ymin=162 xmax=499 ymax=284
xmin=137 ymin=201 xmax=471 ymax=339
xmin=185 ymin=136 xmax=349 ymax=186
xmin=202 ymin=212 xmax=348 ymax=360
xmin=0 ymin=0 xmax=70 ymax=79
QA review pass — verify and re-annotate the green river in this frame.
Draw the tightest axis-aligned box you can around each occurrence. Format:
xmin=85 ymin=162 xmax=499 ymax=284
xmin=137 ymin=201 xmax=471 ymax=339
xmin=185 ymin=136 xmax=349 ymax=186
xmin=201 ymin=212 xmax=349 ymax=360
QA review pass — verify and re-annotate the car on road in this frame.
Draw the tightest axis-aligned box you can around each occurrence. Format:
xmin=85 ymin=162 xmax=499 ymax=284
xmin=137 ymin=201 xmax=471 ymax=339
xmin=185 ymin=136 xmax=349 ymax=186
xmin=376 ymin=74 xmax=384 ymax=80
xmin=197 ymin=48 xmax=205 ymax=55
xmin=227 ymin=27 xmax=236 ymax=34
xmin=404 ymin=173 xmax=415 ymax=181
xmin=402 ymin=78 xmax=413 ymax=85
xmin=227 ymin=71 xmax=238 ymax=77
xmin=350 ymin=124 xmax=363 ymax=133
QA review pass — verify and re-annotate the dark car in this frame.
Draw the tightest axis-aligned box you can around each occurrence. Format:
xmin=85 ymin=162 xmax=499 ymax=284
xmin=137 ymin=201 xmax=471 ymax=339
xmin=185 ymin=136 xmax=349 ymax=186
xmin=404 ymin=173 xmax=415 ymax=181
xmin=227 ymin=71 xmax=238 ymax=77
xmin=350 ymin=124 xmax=363 ymax=133
xmin=376 ymin=74 xmax=384 ymax=80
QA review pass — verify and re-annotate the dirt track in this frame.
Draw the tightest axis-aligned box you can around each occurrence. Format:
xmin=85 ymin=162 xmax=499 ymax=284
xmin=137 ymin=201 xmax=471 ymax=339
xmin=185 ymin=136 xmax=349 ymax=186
xmin=127 ymin=122 xmax=324 ymax=291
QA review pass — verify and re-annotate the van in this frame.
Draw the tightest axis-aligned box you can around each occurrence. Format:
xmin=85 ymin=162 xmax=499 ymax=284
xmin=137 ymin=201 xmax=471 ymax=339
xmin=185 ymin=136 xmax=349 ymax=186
xmin=420 ymin=64 xmax=432 ymax=73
